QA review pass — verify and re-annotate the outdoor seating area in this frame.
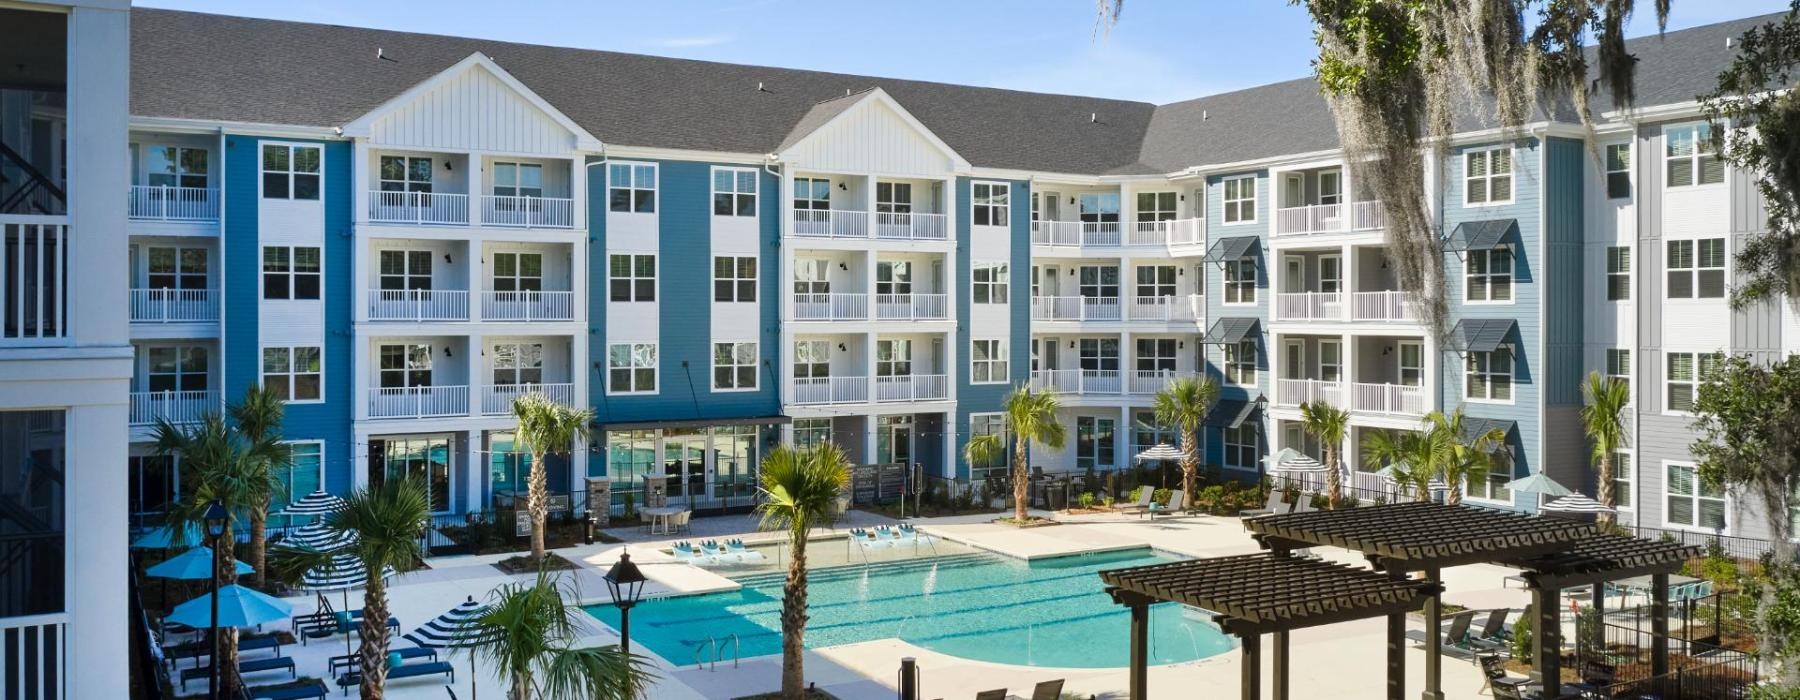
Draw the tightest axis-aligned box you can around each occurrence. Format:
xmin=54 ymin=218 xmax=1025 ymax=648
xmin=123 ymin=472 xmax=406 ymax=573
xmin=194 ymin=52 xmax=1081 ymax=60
xmin=671 ymin=539 xmax=769 ymax=567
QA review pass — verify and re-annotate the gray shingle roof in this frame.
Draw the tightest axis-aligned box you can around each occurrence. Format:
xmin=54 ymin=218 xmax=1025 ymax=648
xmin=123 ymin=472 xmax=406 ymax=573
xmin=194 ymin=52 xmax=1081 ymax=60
xmin=1447 ymin=219 xmax=1518 ymax=252
xmin=1450 ymin=319 xmax=1518 ymax=354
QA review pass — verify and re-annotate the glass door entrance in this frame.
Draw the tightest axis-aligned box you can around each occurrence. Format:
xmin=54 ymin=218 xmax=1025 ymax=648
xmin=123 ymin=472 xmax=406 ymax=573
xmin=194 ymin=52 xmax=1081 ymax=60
xmin=877 ymin=415 xmax=914 ymax=465
xmin=662 ymin=432 xmax=708 ymax=507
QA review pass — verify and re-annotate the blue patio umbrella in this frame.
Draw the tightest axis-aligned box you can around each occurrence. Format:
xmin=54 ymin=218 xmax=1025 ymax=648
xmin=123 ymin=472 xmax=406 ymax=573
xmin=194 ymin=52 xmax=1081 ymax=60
xmin=166 ymin=584 xmax=294 ymax=629
xmin=145 ymin=546 xmax=253 ymax=580
xmin=132 ymin=522 xmax=204 ymax=549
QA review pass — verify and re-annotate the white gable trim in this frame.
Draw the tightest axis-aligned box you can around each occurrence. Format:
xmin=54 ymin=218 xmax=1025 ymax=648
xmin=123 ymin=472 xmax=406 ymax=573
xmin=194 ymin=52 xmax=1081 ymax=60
xmin=340 ymin=52 xmax=603 ymax=152
xmin=777 ymin=87 xmax=971 ymax=171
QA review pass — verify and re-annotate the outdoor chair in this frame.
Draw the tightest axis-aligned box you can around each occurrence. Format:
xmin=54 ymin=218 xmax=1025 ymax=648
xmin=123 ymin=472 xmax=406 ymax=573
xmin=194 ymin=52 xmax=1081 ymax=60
xmin=1241 ymin=490 xmax=1288 ymax=517
xmin=1005 ymin=679 xmax=1064 ymax=700
xmin=180 ymin=655 xmax=295 ymax=691
xmin=1148 ymin=492 xmax=1186 ymax=520
xmin=974 ymin=690 xmax=1008 ymax=700
xmin=246 ymin=679 xmax=327 ymax=700
xmin=1406 ymin=610 xmax=1477 ymax=654
xmin=1466 ymin=609 xmax=1512 ymax=652
xmin=673 ymin=510 xmax=692 ymax=535
xmin=1478 ymin=654 xmax=1537 ymax=697
xmin=1115 ymin=489 xmax=1155 ymax=514
xmin=1567 ymin=660 xmax=1617 ymax=696
xmin=328 ymin=647 xmax=438 ymax=678
xmin=1292 ymin=495 xmax=1318 ymax=514
xmin=336 ymin=660 xmax=454 ymax=694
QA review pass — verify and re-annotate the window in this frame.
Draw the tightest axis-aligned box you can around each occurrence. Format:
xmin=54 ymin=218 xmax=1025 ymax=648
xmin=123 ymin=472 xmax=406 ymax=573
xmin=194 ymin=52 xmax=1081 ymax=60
xmin=1399 ymin=342 xmax=1425 ymax=386
xmin=147 ymin=146 xmax=208 ymax=189
xmin=712 ymin=167 xmax=758 ymax=217
xmin=1224 ymin=258 xmax=1257 ymax=304
xmin=377 ymin=250 xmax=432 ymax=291
xmin=713 ymin=342 xmax=758 ymax=390
xmin=274 ymin=442 xmax=323 ymax=513
xmin=146 ymin=346 xmax=209 ymax=392
xmin=378 ymin=344 xmax=432 ymax=388
xmin=713 ymin=256 xmax=757 ymax=303
xmin=794 ymin=418 xmax=833 ymax=449
xmin=877 ymin=339 xmax=913 ymax=377
xmin=877 ymin=261 xmax=912 ymax=296
xmin=604 ymin=430 xmax=656 ymax=499
xmin=1666 ymin=124 xmax=1724 ymax=187
xmin=969 ymin=414 xmax=1008 ymax=480
xmin=1076 ymin=417 xmax=1116 ymax=472
xmin=378 ymin=155 xmax=433 ymax=193
xmin=0 ymin=410 xmax=64 ymax=615
xmin=1222 ymin=176 xmax=1256 ymax=224
xmin=129 ymin=454 xmax=177 ymax=524
xmin=261 ymin=246 xmax=321 ymax=300
xmin=1224 ymin=340 xmax=1257 ymax=385
xmin=1463 ymin=147 xmax=1513 ymax=205
xmin=261 ymin=144 xmax=320 ymax=200
xmin=1666 ymin=239 xmax=1726 ymax=299
xmin=972 ymin=182 xmax=1010 ymax=227
xmin=492 ymin=252 xmax=544 ymax=293
xmin=491 ymin=343 xmax=543 ymax=385
xmin=607 ymin=343 xmax=657 ymax=394
xmin=1136 ymin=338 xmax=1177 ymax=372
xmin=493 ymin=162 xmax=543 ymax=199
xmin=972 ymin=339 xmax=1008 ymax=384
xmin=608 ymin=163 xmax=656 ymax=213
xmin=1222 ymin=423 xmax=1258 ymax=470
xmin=1465 ymin=468 xmax=1513 ymax=502
xmin=1132 ymin=411 xmax=1171 ymax=454
xmin=794 ymin=340 xmax=829 ymax=379
xmin=146 ymin=247 xmax=207 ymax=290
xmin=1607 ymin=247 xmax=1631 ymax=300
xmin=1079 ymin=265 xmax=1119 ymax=299
xmin=1079 ymin=338 xmax=1120 ymax=373
xmin=1078 ymin=192 xmax=1120 ymax=224
xmin=1606 ymin=349 xmax=1632 ymax=383
xmin=793 ymin=259 xmax=830 ymax=296
xmin=794 ymin=178 xmax=830 ymax=211
xmin=1465 ymin=248 xmax=1514 ymax=301
xmin=609 ymin=254 xmax=655 ymax=302
xmin=1465 ymin=348 xmax=1514 ymax=401
xmin=1605 ymin=144 xmax=1632 ymax=199
xmin=1666 ymin=351 xmax=1722 ymax=413
xmin=1136 ymin=192 xmax=1177 ymax=222
xmin=1666 ymin=463 xmax=1726 ymax=530
xmin=1611 ymin=451 xmax=1633 ymax=510
xmin=972 ymin=264 xmax=1009 ymax=304
xmin=374 ymin=436 xmax=451 ymax=514
xmin=876 ymin=182 xmax=912 ymax=214
xmin=261 ymin=346 xmax=321 ymax=401
xmin=1136 ymin=265 xmax=1175 ymax=299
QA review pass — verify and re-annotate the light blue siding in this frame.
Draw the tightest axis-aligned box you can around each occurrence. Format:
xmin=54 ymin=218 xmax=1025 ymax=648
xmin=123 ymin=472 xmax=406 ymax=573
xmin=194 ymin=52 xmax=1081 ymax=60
xmin=1202 ymin=170 xmax=1270 ymax=469
xmin=953 ymin=177 xmax=1032 ymax=478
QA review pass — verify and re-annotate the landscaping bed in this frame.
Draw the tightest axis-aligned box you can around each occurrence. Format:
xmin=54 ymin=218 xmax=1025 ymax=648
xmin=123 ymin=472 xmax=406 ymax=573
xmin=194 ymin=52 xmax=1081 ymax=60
xmin=493 ymin=552 xmax=580 ymax=575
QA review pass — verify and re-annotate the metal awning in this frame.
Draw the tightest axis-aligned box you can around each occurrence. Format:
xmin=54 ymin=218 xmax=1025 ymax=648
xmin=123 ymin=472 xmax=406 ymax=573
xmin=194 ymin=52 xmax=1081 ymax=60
xmin=594 ymin=415 xmax=791 ymax=432
xmin=1243 ymin=501 xmax=1592 ymax=571
xmin=1444 ymin=219 xmax=1517 ymax=252
xmin=1205 ymin=398 xmax=1262 ymax=430
xmin=1461 ymin=417 xmax=1516 ymax=449
xmin=1202 ymin=236 xmax=1259 ymax=263
xmin=1448 ymin=318 xmax=1516 ymax=353
xmin=1101 ymin=552 xmax=1439 ymax=636
xmin=1201 ymin=317 xmax=1260 ymax=345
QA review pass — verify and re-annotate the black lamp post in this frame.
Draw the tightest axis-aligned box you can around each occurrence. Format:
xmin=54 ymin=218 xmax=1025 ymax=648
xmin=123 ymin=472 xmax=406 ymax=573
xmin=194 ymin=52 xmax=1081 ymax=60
xmin=603 ymin=551 xmax=647 ymax=655
xmin=203 ymin=499 xmax=228 ymax=700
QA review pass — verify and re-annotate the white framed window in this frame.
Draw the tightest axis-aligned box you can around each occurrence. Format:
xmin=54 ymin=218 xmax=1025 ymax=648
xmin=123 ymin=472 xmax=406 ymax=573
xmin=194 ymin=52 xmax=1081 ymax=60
xmin=794 ymin=177 xmax=830 ymax=211
xmin=1224 ymin=258 xmax=1256 ymax=304
xmin=262 ymin=346 xmax=321 ymax=402
xmin=1666 ymin=238 xmax=1726 ymax=299
xmin=972 ymin=263 xmax=1009 ymax=304
xmin=377 ymin=344 xmax=433 ymax=388
xmin=609 ymin=254 xmax=655 ymax=302
xmin=147 ymin=146 xmax=209 ymax=189
xmin=1464 ymin=468 xmax=1513 ymax=503
xmin=1605 ymin=143 xmax=1632 ymax=199
xmin=145 ymin=246 xmax=208 ymax=290
xmin=261 ymin=143 xmax=320 ymax=200
xmin=491 ymin=343 xmax=544 ymax=385
xmin=275 ymin=441 xmax=324 ymax=512
xmin=1665 ymin=123 xmax=1724 ymax=188
xmin=794 ymin=418 xmax=833 ymax=449
xmin=1463 ymin=146 xmax=1513 ymax=205
xmin=877 ymin=339 xmax=913 ymax=377
xmin=377 ymin=250 xmax=433 ymax=291
xmin=378 ymin=155 xmax=433 ymax=193
xmin=607 ymin=343 xmax=657 ymax=394
xmin=146 ymin=345 xmax=209 ymax=392
xmin=793 ymin=340 xmax=829 ymax=379
xmin=608 ymin=162 xmax=656 ymax=213
xmin=1222 ymin=423 xmax=1258 ymax=471
xmin=492 ymin=252 xmax=544 ymax=293
xmin=1224 ymin=340 xmax=1257 ymax=385
xmin=1665 ymin=462 xmax=1727 ymax=531
xmin=713 ymin=341 xmax=758 ymax=390
xmin=1665 ymin=351 xmax=1722 ymax=414
xmin=1611 ymin=449 xmax=1634 ymax=511
xmin=713 ymin=256 xmax=757 ymax=303
xmin=1079 ymin=192 xmax=1120 ymax=224
xmin=1221 ymin=176 xmax=1257 ymax=224
xmin=876 ymin=182 xmax=912 ymax=213
xmin=493 ymin=161 xmax=544 ymax=199
xmin=712 ymin=167 xmax=758 ymax=217
xmin=1606 ymin=247 xmax=1631 ymax=301
xmin=793 ymin=258 xmax=830 ymax=296
xmin=972 ymin=339 xmax=1008 ymax=384
xmin=1465 ymin=348 xmax=1514 ymax=402
xmin=972 ymin=182 xmax=1010 ymax=227
xmin=262 ymin=246 xmax=321 ymax=300
xmin=1136 ymin=192 xmax=1177 ymax=222
xmin=1136 ymin=338 xmax=1177 ymax=372
xmin=1465 ymin=247 xmax=1514 ymax=302
xmin=969 ymin=413 xmax=1009 ymax=480
xmin=1606 ymin=348 xmax=1632 ymax=385
xmin=1136 ymin=265 xmax=1176 ymax=298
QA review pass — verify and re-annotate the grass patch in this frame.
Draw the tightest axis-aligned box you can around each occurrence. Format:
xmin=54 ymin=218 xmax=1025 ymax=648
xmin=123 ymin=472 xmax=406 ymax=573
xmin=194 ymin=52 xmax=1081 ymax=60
xmin=493 ymin=552 xmax=579 ymax=575
xmin=993 ymin=516 xmax=1058 ymax=528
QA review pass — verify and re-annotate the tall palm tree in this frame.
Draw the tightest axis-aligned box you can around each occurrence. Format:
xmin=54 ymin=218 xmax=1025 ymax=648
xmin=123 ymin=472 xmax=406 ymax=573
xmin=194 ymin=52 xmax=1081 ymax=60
xmin=966 ymin=388 xmax=1065 ymax=522
xmin=1152 ymin=376 xmax=1218 ymax=509
xmin=1581 ymin=371 xmax=1632 ymax=528
xmin=1299 ymin=401 xmax=1352 ymax=508
xmin=473 ymin=567 xmax=653 ymax=700
xmin=1426 ymin=407 xmax=1507 ymax=506
xmin=512 ymin=394 xmax=595 ymax=562
xmin=1361 ymin=427 xmax=1441 ymax=503
xmin=271 ymin=478 xmax=430 ymax=700
xmin=756 ymin=443 xmax=851 ymax=700
xmin=228 ymin=384 xmax=290 ymax=588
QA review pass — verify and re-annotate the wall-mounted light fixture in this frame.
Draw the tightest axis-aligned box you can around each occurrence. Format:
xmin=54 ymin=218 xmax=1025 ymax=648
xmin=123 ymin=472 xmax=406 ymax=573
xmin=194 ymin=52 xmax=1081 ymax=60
xmin=837 ymin=343 xmax=847 ymax=352
xmin=445 ymin=161 xmax=453 ymax=171
xmin=443 ymin=254 xmax=453 ymax=264
xmin=1068 ymin=341 xmax=1076 ymax=349
xmin=838 ymin=262 xmax=848 ymax=271
xmin=838 ymin=182 xmax=847 ymax=191
xmin=443 ymin=347 xmax=453 ymax=358
xmin=1068 ymin=197 xmax=1075 ymax=205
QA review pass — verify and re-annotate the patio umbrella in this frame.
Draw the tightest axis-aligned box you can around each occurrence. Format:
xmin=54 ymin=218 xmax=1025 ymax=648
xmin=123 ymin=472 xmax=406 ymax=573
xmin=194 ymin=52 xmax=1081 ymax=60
xmin=131 ymin=522 xmax=204 ymax=550
xmin=1274 ymin=454 xmax=1325 ymax=472
xmin=165 ymin=584 xmax=294 ymax=629
xmin=1261 ymin=448 xmax=1303 ymax=473
xmin=1135 ymin=443 xmax=1182 ymax=488
xmin=403 ymin=597 xmax=498 ymax=700
xmin=296 ymin=552 xmax=396 ymax=663
xmin=276 ymin=523 xmax=357 ymax=553
xmin=145 ymin=546 xmax=253 ymax=580
xmin=280 ymin=490 xmax=346 ymax=518
xmin=1504 ymin=472 xmax=1573 ymax=499
xmin=1541 ymin=492 xmax=1615 ymax=514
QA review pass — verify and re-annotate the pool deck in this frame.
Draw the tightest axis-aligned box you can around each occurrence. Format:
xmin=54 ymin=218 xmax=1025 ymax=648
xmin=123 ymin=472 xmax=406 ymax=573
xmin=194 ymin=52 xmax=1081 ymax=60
xmin=198 ymin=508 xmax=1549 ymax=699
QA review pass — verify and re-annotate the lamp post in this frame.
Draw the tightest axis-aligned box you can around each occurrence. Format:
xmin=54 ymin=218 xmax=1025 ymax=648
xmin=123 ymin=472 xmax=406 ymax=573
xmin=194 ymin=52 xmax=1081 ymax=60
xmin=603 ymin=551 xmax=647 ymax=655
xmin=203 ymin=500 xmax=228 ymax=700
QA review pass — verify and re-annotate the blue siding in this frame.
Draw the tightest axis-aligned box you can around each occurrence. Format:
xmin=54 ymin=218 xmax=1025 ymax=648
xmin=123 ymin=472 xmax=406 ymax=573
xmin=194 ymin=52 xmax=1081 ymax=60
xmin=1202 ymin=171 xmax=1271 ymax=468
xmin=952 ymin=177 xmax=1032 ymax=478
xmin=1542 ymin=137 xmax=1588 ymax=406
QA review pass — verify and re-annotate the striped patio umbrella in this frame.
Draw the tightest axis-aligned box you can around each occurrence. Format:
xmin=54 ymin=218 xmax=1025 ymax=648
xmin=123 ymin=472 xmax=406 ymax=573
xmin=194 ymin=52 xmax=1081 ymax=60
xmin=1274 ymin=454 xmax=1325 ymax=473
xmin=298 ymin=553 xmax=395 ymax=592
xmin=277 ymin=523 xmax=357 ymax=553
xmin=280 ymin=490 xmax=346 ymax=517
xmin=403 ymin=597 xmax=497 ymax=700
xmin=1541 ymin=492 xmax=1615 ymax=514
xmin=1134 ymin=443 xmax=1182 ymax=462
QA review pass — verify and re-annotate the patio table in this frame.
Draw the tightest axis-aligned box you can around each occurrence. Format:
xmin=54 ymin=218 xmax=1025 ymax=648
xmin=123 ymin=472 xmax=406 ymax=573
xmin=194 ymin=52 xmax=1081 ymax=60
xmin=641 ymin=506 xmax=684 ymax=535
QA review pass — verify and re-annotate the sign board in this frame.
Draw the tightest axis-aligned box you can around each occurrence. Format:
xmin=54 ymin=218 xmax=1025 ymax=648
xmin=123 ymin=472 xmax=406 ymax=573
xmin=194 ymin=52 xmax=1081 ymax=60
xmin=513 ymin=494 xmax=574 ymax=536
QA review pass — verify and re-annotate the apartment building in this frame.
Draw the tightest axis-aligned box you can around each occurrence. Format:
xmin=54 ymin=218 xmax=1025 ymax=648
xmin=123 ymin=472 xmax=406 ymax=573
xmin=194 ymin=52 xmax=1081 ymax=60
xmin=112 ymin=7 xmax=1793 ymax=547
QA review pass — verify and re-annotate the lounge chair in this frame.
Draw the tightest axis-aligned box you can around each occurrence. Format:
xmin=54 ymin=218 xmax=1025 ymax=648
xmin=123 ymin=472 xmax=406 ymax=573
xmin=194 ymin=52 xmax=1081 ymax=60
xmin=1465 ymin=609 xmax=1511 ymax=652
xmin=336 ymin=660 xmax=454 ymax=693
xmin=1241 ymin=490 xmax=1289 ymax=517
xmin=1148 ymin=492 xmax=1186 ymax=520
xmin=1405 ymin=610 xmax=1477 ymax=656
xmin=1479 ymin=654 xmax=1538 ymax=698
xmin=1005 ymin=679 xmax=1064 ymax=700
xmin=328 ymin=647 xmax=439 ymax=677
xmin=180 ymin=655 xmax=296 ymax=690
xmin=1292 ymin=495 xmax=1318 ymax=514
xmin=247 ymin=679 xmax=328 ymax=700
xmin=974 ymin=690 xmax=1008 ymax=700
xmin=1115 ymin=488 xmax=1155 ymax=514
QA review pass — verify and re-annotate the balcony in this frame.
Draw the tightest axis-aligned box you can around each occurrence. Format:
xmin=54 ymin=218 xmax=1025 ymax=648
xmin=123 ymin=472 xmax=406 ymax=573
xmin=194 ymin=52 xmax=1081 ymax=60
xmin=367 ymin=290 xmax=470 ymax=322
xmin=1274 ymin=292 xmax=1343 ymax=322
xmin=1127 ymin=295 xmax=1203 ymax=322
xmin=479 ymin=291 xmax=574 ymax=322
xmin=793 ymin=376 xmax=870 ymax=405
xmin=1127 ymin=370 xmax=1196 ymax=395
xmin=1273 ymin=201 xmax=1384 ymax=237
xmin=1030 ymin=221 xmax=1120 ymax=248
xmin=875 ymin=212 xmax=948 ymax=241
xmin=479 ymin=383 xmax=575 ymax=415
xmin=1351 ymin=382 xmax=1426 ymax=415
xmin=874 ymin=374 xmax=949 ymax=402
xmin=1276 ymin=378 xmax=1344 ymax=407
xmin=1030 ymin=369 xmax=1120 ymax=395
xmin=1350 ymin=291 xmax=1416 ymax=323
xmin=367 ymin=386 xmax=470 ymax=419
xmin=792 ymin=210 xmax=868 ymax=239
xmin=129 ymin=289 xmax=218 ymax=323
xmin=129 ymin=389 xmax=218 ymax=426
xmin=794 ymin=293 xmax=868 ymax=321
xmin=128 ymin=186 xmax=218 ymax=222
xmin=367 ymin=191 xmax=470 ymax=226
xmin=1 ymin=216 xmax=65 ymax=345
xmin=1031 ymin=296 xmax=1121 ymax=322
xmin=875 ymin=294 xmax=948 ymax=321
xmin=1128 ymin=219 xmax=1207 ymax=247
xmin=479 ymin=195 xmax=574 ymax=229
xmin=791 ymin=210 xmax=947 ymax=240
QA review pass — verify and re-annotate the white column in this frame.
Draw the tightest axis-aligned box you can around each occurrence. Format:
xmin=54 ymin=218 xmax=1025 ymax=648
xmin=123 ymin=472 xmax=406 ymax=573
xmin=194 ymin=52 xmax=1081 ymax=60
xmin=469 ymin=331 xmax=485 ymax=417
xmin=865 ymin=412 xmax=880 ymax=466
xmin=66 ymin=401 xmax=129 ymax=700
xmin=1117 ymin=404 xmax=1132 ymax=470
xmin=352 ymin=424 xmax=373 ymax=491
xmin=465 ymin=428 xmax=484 ymax=514
xmin=942 ymin=412 xmax=956 ymax=478
xmin=778 ymin=165 xmax=795 ymax=406
xmin=1343 ymin=333 xmax=1358 ymax=410
xmin=64 ymin=4 xmax=130 ymax=348
xmin=864 ymin=174 xmax=878 ymax=237
xmin=570 ymin=156 xmax=588 ymax=232
xmin=352 ymin=331 xmax=370 ymax=421
xmin=351 ymin=140 xmax=371 ymax=324
xmin=466 ymin=235 xmax=484 ymax=323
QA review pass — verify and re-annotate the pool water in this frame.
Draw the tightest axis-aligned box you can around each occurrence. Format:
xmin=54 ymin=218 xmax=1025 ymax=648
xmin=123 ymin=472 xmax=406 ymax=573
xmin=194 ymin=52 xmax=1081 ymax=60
xmin=584 ymin=548 xmax=1235 ymax=668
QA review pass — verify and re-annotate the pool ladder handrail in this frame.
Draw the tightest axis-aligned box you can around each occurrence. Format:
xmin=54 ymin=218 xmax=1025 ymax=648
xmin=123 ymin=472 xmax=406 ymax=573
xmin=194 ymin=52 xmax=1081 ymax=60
xmin=720 ymin=633 xmax=740 ymax=669
xmin=694 ymin=636 xmax=715 ymax=670
xmin=693 ymin=634 xmax=739 ymax=670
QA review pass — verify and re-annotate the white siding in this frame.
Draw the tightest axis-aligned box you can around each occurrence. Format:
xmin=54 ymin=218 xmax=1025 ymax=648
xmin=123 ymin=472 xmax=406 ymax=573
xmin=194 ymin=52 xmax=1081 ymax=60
xmin=367 ymin=66 xmax=578 ymax=155
xmin=784 ymin=99 xmax=958 ymax=177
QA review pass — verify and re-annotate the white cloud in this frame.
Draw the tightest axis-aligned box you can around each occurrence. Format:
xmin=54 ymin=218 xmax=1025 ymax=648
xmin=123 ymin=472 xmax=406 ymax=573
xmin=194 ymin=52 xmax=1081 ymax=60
xmin=648 ymin=35 xmax=735 ymax=49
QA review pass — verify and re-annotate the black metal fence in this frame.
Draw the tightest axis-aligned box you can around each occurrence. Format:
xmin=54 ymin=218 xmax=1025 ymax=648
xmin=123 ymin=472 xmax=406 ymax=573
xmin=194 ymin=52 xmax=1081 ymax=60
xmin=1585 ymin=592 xmax=1758 ymax=699
xmin=1600 ymin=648 xmax=1757 ymax=699
xmin=1624 ymin=524 xmax=1777 ymax=562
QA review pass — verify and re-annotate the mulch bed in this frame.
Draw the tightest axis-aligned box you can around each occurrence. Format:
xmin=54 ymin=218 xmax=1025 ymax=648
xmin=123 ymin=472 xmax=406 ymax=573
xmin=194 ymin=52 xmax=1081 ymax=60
xmin=993 ymin=516 xmax=1060 ymax=528
xmin=493 ymin=552 xmax=580 ymax=575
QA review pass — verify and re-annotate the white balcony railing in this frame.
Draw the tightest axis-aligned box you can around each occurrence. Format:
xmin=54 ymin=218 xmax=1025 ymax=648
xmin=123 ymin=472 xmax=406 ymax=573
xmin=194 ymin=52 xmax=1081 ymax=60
xmin=1166 ymin=217 xmax=1206 ymax=247
xmin=1273 ymin=200 xmax=1385 ymax=236
xmin=129 ymin=390 xmax=219 ymax=426
xmin=1274 ymin=292 xmax=1342 ymax=321
xmin=128 ymin=185 xmax=218 ymax=221
xmin=792 ymin=376 xmax=870 ymax=405
xmin=794 ymin=293 xmax=868 ymax=321
xmin=1350 ymin=291 xmax=1416 ymax=322
xmin=1128 ymin=370 xmax=1194 ymax=395
xmin=1028 ymin=221 xmax=1125 ymax=247
xmin=480 ymin=383 xmax=574 ymax=415
xmin=0 ymin=615 xmax=64 ymax=700
xmin=1352 ymin=382 xmax=1426 ymax=415
xmin=1127 ymin=295 xmax=1202 ymax=322
xmin=1351 ymin=200 xmax=1385 ymax=230
xmin=875 ymin=212 xmax=948 ymax=241
xmin=874 ymin=374 xmax=949 ymax=402
xmin=367 ymin=385 xmax=470 ymax=419
xmin=1030 ymin=296 xmax=1121 ymax=322
xmin=480 ymin=291 xmax=574 ymax=322
xmin=480 ymin=195 xmax=574 ymax=228
xmin=1029 ymin=369 xmax=1125 ymax=395
xmin=1276 ymin=378 xmax=1344 ymax=407
xmin=129 ymin=289 xmax=218 ymax=323
xmin=875 ymin=293 xmax=948 ymax=320
xmin=1 ymin=217 xmax=65 ymax=345
xmin=367 ymin=290 xmax=470 ymax=322
xmin=792 ymin=209 xmax=870 ymax=239
xmin=367 ymin=190 xmax=470 ymax=225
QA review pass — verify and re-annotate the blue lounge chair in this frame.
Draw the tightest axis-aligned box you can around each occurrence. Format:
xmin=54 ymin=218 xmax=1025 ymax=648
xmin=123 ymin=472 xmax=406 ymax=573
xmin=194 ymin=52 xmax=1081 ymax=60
xmin=179 ymin=655 xmax=295 ymax=690
xmin=337 ymin=660 xmax=454 ymax=694
xmin=247 ymin=680 xmax=327 ymax=700
xmin=328 ymin=646 xmax=438 ymax=677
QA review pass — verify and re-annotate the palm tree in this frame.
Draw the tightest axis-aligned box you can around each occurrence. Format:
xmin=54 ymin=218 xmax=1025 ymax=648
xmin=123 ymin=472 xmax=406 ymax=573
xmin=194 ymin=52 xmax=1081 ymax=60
xmin=472 ymin=567 xmax=654 ymax=700
xmin=1361 ymin=427 xmax=1441 ymax=503
xmin=1581 ymin=371 xmax=1632 ymax=529
xmin=1299 ymin=401 xmax=1352 ymax=508
xmin=228 ymin=384 xmax=290 ymax=588
xmin=966 ymin=388 xmax=1065 ymax=522
xmin=1426 ymin=407 xmax=1507 ymax=506
xmin=756 ymin=443 xmax=851 ymax=700
xmin=1152 ymin=376 xmax=1219 ymax=509
xmin=271 ymin=478 xmax=430 ymax=700
xmin=512 ymin=393 xmax=595 ymax=562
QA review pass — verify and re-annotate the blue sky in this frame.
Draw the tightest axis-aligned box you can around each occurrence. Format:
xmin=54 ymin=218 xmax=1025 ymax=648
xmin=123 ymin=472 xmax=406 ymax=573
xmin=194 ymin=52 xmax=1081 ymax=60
xmin=139 ymin=0 xmax=1793 ymax=105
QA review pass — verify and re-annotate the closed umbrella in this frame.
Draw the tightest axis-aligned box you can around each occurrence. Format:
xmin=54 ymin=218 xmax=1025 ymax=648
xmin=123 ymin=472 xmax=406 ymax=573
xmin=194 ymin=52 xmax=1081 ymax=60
xmin=403 ymin=597 xmax=498 ymax=700
xmin=146 ymin=546 xmax=253 ymax=580
xmin=1542 ymin=492 xmax=1615 ymax=514
xmin=165 ymin=584 xmax=294 ymax=629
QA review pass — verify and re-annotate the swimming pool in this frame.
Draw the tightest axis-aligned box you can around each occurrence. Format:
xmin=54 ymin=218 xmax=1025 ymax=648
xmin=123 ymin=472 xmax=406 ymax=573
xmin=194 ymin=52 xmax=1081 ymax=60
xmin=584 ymin=548 xmax=1235 ymax=668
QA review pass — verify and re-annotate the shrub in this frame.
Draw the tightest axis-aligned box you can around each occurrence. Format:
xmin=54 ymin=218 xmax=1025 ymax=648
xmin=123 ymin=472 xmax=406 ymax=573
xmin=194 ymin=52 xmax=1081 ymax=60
xmin=1199 ymin=485 xmax=1227 ymax=513
xmin=1575 ymin=606 xmax=1603 ymax=659
xmin=621 ymin=492 xmax=636 ymax=521
xmin=1511 ymin=613 xmax=1533 ymax=661
xmin=1078 ymin=492 xmax=1096 ymax=509
xmin=1151 ymin=488 xmax=1172 ymax=506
